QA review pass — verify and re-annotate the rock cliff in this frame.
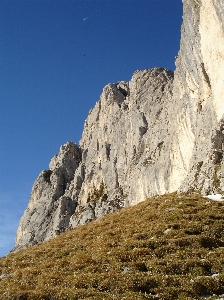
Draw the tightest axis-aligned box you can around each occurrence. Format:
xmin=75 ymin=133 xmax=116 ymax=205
xmin=170 ymin=0 xmax=224 ymax=194
xmin=14 ymin=0 xmax=224 ymax=251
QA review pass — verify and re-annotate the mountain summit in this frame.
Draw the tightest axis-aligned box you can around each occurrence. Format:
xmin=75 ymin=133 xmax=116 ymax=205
xmin=14 ymin=0 xmax=224 ymax=251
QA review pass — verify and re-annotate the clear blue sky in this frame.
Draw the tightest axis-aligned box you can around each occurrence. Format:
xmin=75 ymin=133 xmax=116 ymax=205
xmin=0 ymin=0 xmax=183 ymax=257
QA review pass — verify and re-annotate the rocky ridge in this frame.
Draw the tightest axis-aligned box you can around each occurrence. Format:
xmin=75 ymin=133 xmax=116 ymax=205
xmin=14 ymin=0 xmax=224 ymax=251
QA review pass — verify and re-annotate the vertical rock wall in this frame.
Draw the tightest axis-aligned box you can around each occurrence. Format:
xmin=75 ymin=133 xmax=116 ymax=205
xmin=170 ymin=0 xmax=224 ymax=194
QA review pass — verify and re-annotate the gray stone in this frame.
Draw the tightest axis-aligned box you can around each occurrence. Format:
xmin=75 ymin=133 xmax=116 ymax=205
xmin=0 ymin=274 xmax=13 ymax=279
xmin=14 ymin=142 xmax=81 ymax=250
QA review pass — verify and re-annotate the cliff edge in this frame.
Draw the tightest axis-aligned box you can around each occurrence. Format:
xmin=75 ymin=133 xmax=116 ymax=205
xmin=14 ymin=0 xmax=224 ymax=251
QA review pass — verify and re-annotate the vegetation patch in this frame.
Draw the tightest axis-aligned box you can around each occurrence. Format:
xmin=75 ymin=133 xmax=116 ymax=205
xmin=86 ymin=180 xmax=107 ymax=204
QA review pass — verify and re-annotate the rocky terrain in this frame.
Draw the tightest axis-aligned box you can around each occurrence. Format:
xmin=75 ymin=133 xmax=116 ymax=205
xmin=14 ymin=0 xmax=224 ymax=251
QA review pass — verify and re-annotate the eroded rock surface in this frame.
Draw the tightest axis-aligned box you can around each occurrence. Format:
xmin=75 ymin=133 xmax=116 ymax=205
xmin=14 ymin=0 xmax=224 ymax=251
xmin=15 ymin=142 xmax=81 ymax=249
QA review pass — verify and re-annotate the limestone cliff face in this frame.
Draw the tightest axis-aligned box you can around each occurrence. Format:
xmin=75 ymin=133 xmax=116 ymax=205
xmin=170 ymin=0 xmax=224 ymax=194
xmin=76 ymin=68 xmax=174 ymax=208
xmin=14 ymin=0 xmax=224 ymax=251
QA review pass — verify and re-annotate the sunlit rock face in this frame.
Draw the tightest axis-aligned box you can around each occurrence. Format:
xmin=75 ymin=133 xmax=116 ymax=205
xmin=76 ymin=68 xmax=174 ymax=209
xmin=14 ymin=0 xmax=224 ymax=251
xmin=170 ymin=0 xmax=224 ymax=194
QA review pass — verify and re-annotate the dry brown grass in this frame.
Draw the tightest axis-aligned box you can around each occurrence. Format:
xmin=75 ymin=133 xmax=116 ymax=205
xmin=0 ymin=192 xmax=224 ymax=299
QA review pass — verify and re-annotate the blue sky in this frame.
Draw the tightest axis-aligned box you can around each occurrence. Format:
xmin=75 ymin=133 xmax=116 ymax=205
xmin=0 ymin=0 xmax=183 ymax=257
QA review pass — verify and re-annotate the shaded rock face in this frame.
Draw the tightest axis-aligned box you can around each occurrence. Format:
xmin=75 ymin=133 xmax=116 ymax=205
xmin=15 ymin=142 xmax=82 ymax=248
xmin=14 ymin=0 xmax=224 ymax=250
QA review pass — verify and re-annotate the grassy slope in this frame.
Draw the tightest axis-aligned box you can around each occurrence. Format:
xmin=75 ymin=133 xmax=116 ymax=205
xmin=0 ymin=192 xmax=224 ymax=300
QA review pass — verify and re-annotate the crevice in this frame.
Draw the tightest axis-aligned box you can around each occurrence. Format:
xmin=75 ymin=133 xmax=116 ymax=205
xmin=201 ymin=63 xmax=211 ymax=88
xmin=105 ymin=143 xmax=111 ymax=161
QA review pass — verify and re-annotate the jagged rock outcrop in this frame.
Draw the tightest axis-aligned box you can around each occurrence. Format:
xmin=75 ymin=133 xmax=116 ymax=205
xmin=75 ymin=68 xmax=174 ymax=207
xmin=15 ymin=142 xmax=82 ymax=248
xmin=14 ymin=0 xmax=224 ymax=251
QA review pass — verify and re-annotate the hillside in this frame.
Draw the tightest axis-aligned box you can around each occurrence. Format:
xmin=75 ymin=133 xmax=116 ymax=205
xmin=1 ymin=193 xmax=224 ymax=299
